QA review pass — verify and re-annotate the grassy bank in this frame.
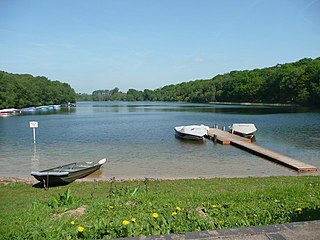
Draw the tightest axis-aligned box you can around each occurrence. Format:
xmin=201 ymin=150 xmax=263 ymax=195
xmin=1 ymin=176 xmax=320 ymax=239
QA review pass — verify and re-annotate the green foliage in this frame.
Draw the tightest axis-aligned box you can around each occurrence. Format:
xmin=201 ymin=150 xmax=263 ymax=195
xmin=146 ymin=57 xmax=320 ymax=106
xmin=49 ymin=188 xmax=74 ymax=208
xmin=0 ymin=71 xmax=76 ymax=109
xmin=0 ymin=176 xmax=319 ymax=239
xmin=78 ymin=57 xmax=320 ymax=106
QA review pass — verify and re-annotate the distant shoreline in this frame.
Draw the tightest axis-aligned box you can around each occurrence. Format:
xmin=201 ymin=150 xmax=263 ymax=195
xmin=208 ymin=101 xmax=299 ymax=107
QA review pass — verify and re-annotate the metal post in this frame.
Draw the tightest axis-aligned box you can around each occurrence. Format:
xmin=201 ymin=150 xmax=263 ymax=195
xmin=33 ymin=128 xmax=36 ymax=144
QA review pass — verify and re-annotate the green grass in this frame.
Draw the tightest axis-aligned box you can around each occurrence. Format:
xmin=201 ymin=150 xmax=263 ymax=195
xmin=1 ymin=176 xmax=320 ymax=239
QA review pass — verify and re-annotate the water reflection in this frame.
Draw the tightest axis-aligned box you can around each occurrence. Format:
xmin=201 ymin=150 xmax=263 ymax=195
xmin=174 ymin=136 xmax=208 ymax=145
xmin=31 ymin=144 xmax=39 ymax=172
xmin=1 ymin=101 xmax=319 ymax=178
xmin=80 ymin=102 xmax=317 ymax=115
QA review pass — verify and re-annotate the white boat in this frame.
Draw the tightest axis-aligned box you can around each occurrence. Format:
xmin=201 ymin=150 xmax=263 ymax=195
xmin=0 ymin=108 xmax=20 ymax=116
xmin=229 ymin=123 xmax=257 ymax=138
xmin=21 ymin=107 xmax=37 ymax=113
xmin=174 ymin=124 xmax=209 ymax=140
xmin=36 ymin=105 xmax=49 ymax=111
xmin=53 ymin=104 xmax=61 ymax=110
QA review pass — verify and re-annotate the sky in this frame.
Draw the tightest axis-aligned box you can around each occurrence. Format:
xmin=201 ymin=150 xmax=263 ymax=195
xmin=1 ymin=0 xmax=320 ymax=93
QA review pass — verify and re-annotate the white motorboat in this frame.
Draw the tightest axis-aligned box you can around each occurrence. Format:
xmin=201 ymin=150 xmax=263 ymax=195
xmin=174 ymin=124 xmax=209 ymax=140
xmin=0 ymin=108 xmax=20 ymax=117
xmin=229 ymin=123 xmax=257 ymax=138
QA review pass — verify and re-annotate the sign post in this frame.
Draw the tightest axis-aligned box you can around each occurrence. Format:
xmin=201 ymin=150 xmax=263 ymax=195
xmin=29 ymin=121 xmax=38 ymax=144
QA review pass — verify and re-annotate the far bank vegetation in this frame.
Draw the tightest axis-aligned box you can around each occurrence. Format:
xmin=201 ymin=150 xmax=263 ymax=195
xmin=0 ymin=72 xmax=76 ymax=109
xmin=77 ymin=57 xmax=320 ymax=106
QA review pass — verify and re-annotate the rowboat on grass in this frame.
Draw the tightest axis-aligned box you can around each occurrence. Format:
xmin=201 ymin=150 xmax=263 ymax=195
xmin=31 ymin=158 xmax=106 ymax=187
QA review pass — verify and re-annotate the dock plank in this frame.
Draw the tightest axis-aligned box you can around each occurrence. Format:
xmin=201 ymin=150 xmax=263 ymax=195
xmin=207 ymin=128 xmax=317 ymax=172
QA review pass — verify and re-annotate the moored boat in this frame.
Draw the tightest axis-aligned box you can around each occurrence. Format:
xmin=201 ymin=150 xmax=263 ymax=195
xmin=48 ymin=105 xmax=61 ymax=110
xmin=36 ymin=105 xmax=49 ymax=111
xmin=174 ymin=124 xmax=209 ymax=140
xmin=0 ymin=108 xmax=20 ymax=116
xmin=229 ymin=123 xmax=257 ymax=138
xmin=53 ymin=104 xmax=61 ymax=110
xmin=31 ymin=158 xmax=106 ymax=187
xmin=21 ymin=107 xmax=37 ymax=113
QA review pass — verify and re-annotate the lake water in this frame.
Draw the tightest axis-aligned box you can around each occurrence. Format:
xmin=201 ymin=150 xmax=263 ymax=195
xmin=0 ymin=102 xmax=319 ymax=179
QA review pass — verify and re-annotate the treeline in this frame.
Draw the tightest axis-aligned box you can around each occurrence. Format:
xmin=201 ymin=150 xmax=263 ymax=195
xmin=77 ymin=57 xmax=320 ymax=106
xmin=0 ymin=71 xmax=76 ymax=109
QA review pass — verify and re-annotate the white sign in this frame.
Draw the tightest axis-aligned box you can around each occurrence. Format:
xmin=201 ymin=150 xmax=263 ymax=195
xmin=29 ymin=121 xmax=38 ymax=128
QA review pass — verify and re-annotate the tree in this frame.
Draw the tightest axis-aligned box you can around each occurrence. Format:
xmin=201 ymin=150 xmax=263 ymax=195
xmin=0 ymin=71 xmax=76 ymax=109
xmin=77 ymin=57 xmax=320 ymax=106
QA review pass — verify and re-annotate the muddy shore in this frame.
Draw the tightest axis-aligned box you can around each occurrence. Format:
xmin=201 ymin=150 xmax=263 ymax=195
xmin=0 ymin=176 xmax=108 ymax=185
xmin=1 ymin=171 xmax=318 ymax=185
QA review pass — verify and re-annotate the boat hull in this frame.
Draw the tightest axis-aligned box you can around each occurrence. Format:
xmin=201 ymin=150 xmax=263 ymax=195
xmin=174 ymin=125 xmax=208 ymax=140
xmin=229 ymin=124 xmax=257 ymax=139
xmin=232 ymin=130 xmax=256 ymax=139
xmin=31 ymin=158 xmax=106 ymax=186
xmin=174 ymin=129 xmax=205 ymax=140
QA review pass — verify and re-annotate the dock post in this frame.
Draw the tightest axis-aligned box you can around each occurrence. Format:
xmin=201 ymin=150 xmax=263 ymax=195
xmin=213 ymin=134 xmax=217 ymax=143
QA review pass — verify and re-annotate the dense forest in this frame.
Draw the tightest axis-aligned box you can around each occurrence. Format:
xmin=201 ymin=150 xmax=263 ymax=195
xmin=77 ymin=57 xmax=320 ymax=106
xmin=1 ymin=57 xmax=319 ymax=109
xmin=0 ymin=71 xmax=76 ymax=109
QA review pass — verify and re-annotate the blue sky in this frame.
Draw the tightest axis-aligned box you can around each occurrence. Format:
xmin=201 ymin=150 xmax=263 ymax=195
xmin=1 ymin=0 xmax=319 ymax=93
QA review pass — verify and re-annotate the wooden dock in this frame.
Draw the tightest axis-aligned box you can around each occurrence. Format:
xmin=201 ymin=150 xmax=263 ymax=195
xmin=207 ymin=128 xmax=317 ymax=172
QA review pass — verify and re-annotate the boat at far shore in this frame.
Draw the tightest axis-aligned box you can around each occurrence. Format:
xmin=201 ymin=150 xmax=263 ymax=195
xmin=0 ymin=108 xmax=20 ymax=117
xmin=174 ymin=124 xmax=209 ymax=140
xmin=31 ymin=158 xmax=106 ymax=187
xmin=229 ymin=123 xmax=257 ymax=139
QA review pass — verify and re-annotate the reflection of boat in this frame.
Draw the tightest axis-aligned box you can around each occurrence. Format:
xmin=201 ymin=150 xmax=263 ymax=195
xmin=229 ymin=123 xmax=257 ymax=138
xmin=174 ymin=125 xmax=209 ymax=140
xmin=31 ymin=158 xmax=106 ymax=187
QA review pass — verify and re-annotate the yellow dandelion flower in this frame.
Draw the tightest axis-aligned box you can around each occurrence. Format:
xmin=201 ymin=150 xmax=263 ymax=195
xmin=176 ymin=206 xmax=181 ymax=211
xmin=296 ymin=207 xmax=302 ymax=212
xmin=131 ymin=217 xmax=136 ymax=223
xmin=77 ymin=226 xmax=84 ymax=233
xmin=122 ymin=220 xmax=130 ymax=226
xmin=70 ymin=221 xmax=75 ymax=225
xmin=211 ymin=204 xmax=217 ymax=208
xmin=109 ymin=205 xmax=114 ymax=209
xmin=152 ymin=212 xmax=159 ymax=218
xmin=172 ymin=211 xmax=177 ymax=217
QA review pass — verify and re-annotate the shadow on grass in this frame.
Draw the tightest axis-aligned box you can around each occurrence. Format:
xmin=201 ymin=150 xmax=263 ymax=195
xmin=291 ymin=207 xmax=320 ymax=222
xmin=32 ymin=181 xmax=70 ymax=189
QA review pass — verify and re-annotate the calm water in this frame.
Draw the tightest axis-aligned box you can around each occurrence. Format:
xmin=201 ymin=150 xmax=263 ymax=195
xmin=0 ymin=102 xmax=319 ymax=179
